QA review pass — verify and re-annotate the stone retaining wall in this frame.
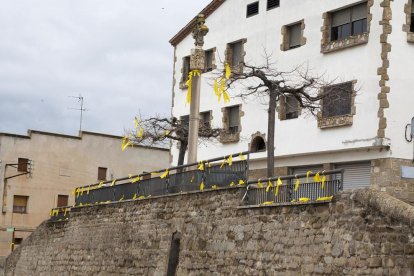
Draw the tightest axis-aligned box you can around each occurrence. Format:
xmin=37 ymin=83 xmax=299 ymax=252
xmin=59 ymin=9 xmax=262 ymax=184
xmin=5 ymin=188 xmax=414 ymax=275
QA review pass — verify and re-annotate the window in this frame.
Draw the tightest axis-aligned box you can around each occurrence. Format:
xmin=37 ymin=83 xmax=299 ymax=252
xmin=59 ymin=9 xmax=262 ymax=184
xmin=13 ymin=195 xmax=28 ymax=214
xmin=246 ymin=2 xmax=259 ymax=17
xmin=98 ymin=167 xmax=107 ymax=181
xmin=57 ymin=195 xmax=69 ymax=207
xmin=227 ymin=41 xmax=243 ymax=68
xmin=181 ymin=56 xmax=190 ymax=86
xmin=204 ymin=49 xmax=214 ymax=72
xmin=227 ymin=106 xmax=240 ymax=133
xmin=200 ymin=111 xmax=211 ymax=128
xmin=288 ymin=23 xmax=302 ymax=49
xmin=14 ymin=238 xmax=23 ymax=246
xmin=331 ymin=3 xmax=367 ymax=41
xmin=17 ymin=158 xmax=29 ymax=172
xmin=322 ymin=82 xmax=353 ymax=118
xmin=250 ymin=136 xmax=266 ymax=152
xmin=285 ymin=95 xmax=299 ymax=119
xmin=411 ymin=1 xmax=414 ymax=32
xmin=267 ymin=0 xmax=279 ymax=10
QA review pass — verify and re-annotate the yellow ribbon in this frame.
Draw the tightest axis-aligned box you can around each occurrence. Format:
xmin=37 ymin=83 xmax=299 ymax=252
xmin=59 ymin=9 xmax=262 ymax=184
xmin=321 ymin=174 xmax=326 ymax=189
xmin=87 ymin=186 xmax=90 ymax=195
xmin=275 ymin=177 xmax=283 ymax=196
xmin=131 ymin=176 xmax=140 ymax=183
xmin=186 ymin=70 xmax=201 ymax=104
xmin=238 ymin=179 xmax=245 ymax=186
xmin=214 ymin=79 xmax=219 ymax=96
xmin=294 ymin=176 xmax=300 ymax=192
xmin=119 ymin=195 xmax=124 ymax=201
xmin=138 ymin=196 xmax=145 ymax=200
xmin=133 ymin=117 xmax=139 ymax=128
xmin=121 ymin=137 xmax=131 ymax=151
xmin=230 ymin=181 xmax=235 ymax=187
xmin=299 ymin=197 xmax=311 ymax=202
xmin=160 ymin=169 xmax=169 ymax=179
xmin=306 ymin=171 xmax=312 ymax=183
xmin=262 ymin=201 xmax=274 ymax=205
xmin=200 ymin=181 xmax=205 ymax=191
xmin=198 ymin=162 xmax=204 ymax=171
xmin=316 ymin=196 xmax=333 ymax=201
xmin=132 ymin=194 xmax=137 ymax=200
xmin=314 ymin=172 xmax=321 ymax=182
xmin=266 ymin=180 xmax=273 ymax=193
xmin=258 ymin=179 xmax=263 ymax=189
xmin=98 ymin=182 xmax=103 ymax=188
xmin=239 ymin=153 xmax=246 ymax=160
xmin=225 ymin=62 xmax=231 ymax=80
xmin=212 ymin=185 xmax=217 ymax=189
xmin=227 ymin=154 xmax=233 ymax=166
xmin=111 ymin=180 xmax=116 ymax=186
xmin=137 ymin=127 xmax=144 ymax=138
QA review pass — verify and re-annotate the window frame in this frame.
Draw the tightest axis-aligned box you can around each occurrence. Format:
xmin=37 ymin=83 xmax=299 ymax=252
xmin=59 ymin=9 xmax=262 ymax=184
xmin=225 ymin=39 xmax=246 ymax=74
xmin=17 ymin=158 xmax=29 ymax=172
xmin=281 ymin=20 xmax=306 ymax=51
xmin=180 ymin=56 xmax=191 ymax=88
xmin=203 ymin=49 xmax=215 ymax=73
xmin=321 ymin=82 xmax=353 ymax=118
xmin=227 ymin=105 xmax=240 ymax=134
xmin=199 ymin=111 xmax=212 ymax=129
xmin=97 ymin=167 xmax=107 ymax=181
xmin=13 ymin=195 xmax=29 ymax=214
xmin=330 ymin=3 xmax=368 ymax=42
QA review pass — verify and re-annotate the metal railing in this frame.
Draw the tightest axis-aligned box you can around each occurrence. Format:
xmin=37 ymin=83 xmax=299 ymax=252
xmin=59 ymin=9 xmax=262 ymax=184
xmin=49 ymin=206 xmax=71 ymax=222
xmin=73 ymin=151 xmax=249 ymax=207
xmin=243 ymin=169 xmax=344 ymax=206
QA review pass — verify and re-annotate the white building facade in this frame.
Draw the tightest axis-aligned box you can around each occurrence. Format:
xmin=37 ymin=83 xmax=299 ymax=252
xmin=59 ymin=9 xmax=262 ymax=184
xmin=170 ymin=0 xmax=414 ymax=204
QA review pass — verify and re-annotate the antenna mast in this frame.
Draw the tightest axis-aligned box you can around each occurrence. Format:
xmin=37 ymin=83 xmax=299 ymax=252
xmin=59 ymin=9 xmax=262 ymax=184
xmin=68 ymin=95 xmax=87 ymax=132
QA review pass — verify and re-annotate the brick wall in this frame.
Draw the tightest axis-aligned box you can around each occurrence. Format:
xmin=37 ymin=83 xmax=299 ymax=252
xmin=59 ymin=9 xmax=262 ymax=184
xmin=5 ymin=188 xmax=414 ymax=275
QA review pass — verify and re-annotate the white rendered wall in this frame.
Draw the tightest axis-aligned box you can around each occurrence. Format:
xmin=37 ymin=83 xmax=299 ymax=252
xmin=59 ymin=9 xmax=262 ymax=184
xmin=171 ymin=0 xmax=395 ymax=165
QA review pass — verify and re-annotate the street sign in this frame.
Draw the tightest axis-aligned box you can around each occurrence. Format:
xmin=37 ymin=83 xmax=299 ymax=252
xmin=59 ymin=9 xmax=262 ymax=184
xmin=6 ymin=227 xmax=15 ymax=233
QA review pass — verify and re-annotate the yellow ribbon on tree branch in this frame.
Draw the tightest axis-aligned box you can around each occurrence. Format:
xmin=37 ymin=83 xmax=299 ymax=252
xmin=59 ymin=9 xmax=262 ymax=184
xmin=186 ymin=70 xmax=201 ymax=104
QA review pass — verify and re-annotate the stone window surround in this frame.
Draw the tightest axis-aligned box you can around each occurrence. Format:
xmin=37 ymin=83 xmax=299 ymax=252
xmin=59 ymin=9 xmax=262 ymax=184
xmin=320 ymin=0 xmax=373 ymax=54
xmin=220 ymin=104 xmax=244 ymax=144
xmin=202 ymin=47 xmax=217 ymax=74
xmin=179 ymin=55 xmax=190 ymax=89
xmin=403 ymin=0 xmax=414 ymax=42
xmin=225 ymin=38 xmax=247 ymax=75
xmin=280 ymin=19 xmax=307 ymax=51
xmin=317 ymin=80 xmax=357 ymax=129
xmin=277 ymin=95 xmax=303 ymax=121
xmin=248 ymin=132 xmax=267 ymax=153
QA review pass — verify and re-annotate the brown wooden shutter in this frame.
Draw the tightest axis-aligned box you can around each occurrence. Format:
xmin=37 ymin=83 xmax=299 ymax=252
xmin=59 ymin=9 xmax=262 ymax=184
xmin=17 ymin=158 xmax=29 ymax=172
xmin=98 ymin=167 xmax=107 ymax=181
xmin=57 ymin=195 xmax=69 ymax=207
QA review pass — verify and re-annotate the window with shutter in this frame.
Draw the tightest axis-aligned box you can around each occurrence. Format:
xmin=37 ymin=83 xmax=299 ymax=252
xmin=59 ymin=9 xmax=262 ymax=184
xmin=228 ymin=106 xmax=240 ymax=133
xmin=267 ymin=0 xmax=279 ymax=10
xmin=200 ymin=111 xmax=211 ymax=129
xmin=246 ymin=2 xmax=259 ymax=17
xmin=57 ymin=195 xmax=69 ymax=207
xmin=181 ymin=56 xmax=190 ymax=86
xmin=98 ymin=167 xmax=107 ymax=181
xmin=288 ymin=23 xmax=302 ymax=49
xmin=17 ymin=158 xmax=29 ymax=172
xmin=285 ymin=95 xmax=299 ymax=119
xmin=230 ymin=42 xmax=243 ymax=68
xmin=13 ymin=195 xmax=28 ymax=214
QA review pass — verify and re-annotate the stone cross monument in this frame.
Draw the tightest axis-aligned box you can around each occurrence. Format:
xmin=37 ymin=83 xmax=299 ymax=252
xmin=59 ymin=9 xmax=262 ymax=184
xmin=187 ymin=14 xmax=209 ymax=164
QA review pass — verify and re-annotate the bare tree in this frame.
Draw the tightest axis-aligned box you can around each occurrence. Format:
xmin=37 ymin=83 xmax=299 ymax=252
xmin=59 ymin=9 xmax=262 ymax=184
xmin=125 ymin=116 xmax=222 ymax=166
xmin=225 ymin=58 xmax=334 ymax=177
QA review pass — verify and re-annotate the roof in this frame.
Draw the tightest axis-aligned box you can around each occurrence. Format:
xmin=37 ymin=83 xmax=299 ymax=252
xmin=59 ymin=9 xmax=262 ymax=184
xmin=0 ymin=130 xmax=169 ymax=151
xmin=169 ymin=0 xmax=225 ymax=46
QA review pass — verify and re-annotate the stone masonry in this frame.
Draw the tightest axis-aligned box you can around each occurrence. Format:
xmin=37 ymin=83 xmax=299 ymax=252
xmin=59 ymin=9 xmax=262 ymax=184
xmin=5 ymin=188 xmax=414 ymax=275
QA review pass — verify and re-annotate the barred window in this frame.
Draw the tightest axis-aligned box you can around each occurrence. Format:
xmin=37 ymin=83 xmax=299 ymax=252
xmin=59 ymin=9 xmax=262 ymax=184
xmin=322 ymin=82 xmax=353 ymax=117
xmin=331 ymin=3 xmax=367 ymax=41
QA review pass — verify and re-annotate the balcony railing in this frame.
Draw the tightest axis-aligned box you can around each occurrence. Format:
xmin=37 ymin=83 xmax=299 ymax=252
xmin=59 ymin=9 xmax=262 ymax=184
xmin=242 ymin=169 xmax=344 ymax=206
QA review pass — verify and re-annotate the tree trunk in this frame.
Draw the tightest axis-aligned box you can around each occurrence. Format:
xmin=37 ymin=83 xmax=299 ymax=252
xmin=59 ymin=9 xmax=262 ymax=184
xmin=177 ymin=141 xmax=188 ymax=166
xmin=267 ymin=90 xmax=277 ymax=178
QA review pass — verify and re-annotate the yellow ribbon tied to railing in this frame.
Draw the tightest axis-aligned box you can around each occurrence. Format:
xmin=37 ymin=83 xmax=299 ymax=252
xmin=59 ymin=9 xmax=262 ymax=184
xmin=299 ymin=197 xmax=311 ymax=202
xmin=186 ymin=70 xmax=201 ymax=104
xmin=160 ymin=169 xmax=169 ymax=179
xmin=131 ymin=176 xmax=140 ymax=183
xmin=198 ymin=162 xmax=204 ymax=171
xmin=238 ymin=179 xmax=245 ymax=186
xmin=266 ymin=180 xmax=273 ymax=193
xmin=220 ymin=155 xmax=233 ymax=168
xmin=275 ymin=177 xmax=283 ymax=196
xmin=321 ymin=173 xmax=326 ymax=190
xmin=294 ymin=176 xmax=300 ymax=192
xmin=98 ymin=181 xmax=104 ymax=188
xmin=212 ymin=185 xmax=217 ymax=189
xmin=314 ymin=172 xmax=321 ymax=182
xmin=111 ymin=180 xmax=116 ymax=186
xmin=306 ymin=171 xmax=312 ymax=183
xmin=258 ymin=179 xmax=263 ymax=189
xmin=316 ymin=196 xmax=333 ymax=201
xmin=230 ymin=181 xmax=235 ymax=187
xmin=239 ymin=152 xmax=246 ymax=160
xmin=200 ymin=181 xmax=205 ymax=191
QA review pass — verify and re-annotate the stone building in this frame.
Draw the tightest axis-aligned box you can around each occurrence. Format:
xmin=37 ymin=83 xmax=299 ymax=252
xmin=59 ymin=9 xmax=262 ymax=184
xmin=0 ymin=130 xmax=169 ymax=258
xmin=169 ymin=0 xmax=414 ymax=203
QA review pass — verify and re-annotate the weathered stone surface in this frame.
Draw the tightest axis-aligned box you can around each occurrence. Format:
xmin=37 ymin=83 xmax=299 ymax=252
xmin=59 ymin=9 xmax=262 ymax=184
xmin=5 ymin=188 xmax=414 ymax=276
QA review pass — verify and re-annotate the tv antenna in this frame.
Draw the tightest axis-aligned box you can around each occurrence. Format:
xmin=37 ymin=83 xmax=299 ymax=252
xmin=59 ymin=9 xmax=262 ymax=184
xmin=68 ymin=95 xmax=87 ymax=132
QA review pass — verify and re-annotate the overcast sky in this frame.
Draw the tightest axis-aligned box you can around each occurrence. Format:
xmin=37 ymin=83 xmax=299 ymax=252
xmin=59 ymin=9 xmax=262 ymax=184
xmin=0 ymin=0 xmax=210 ymax=136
